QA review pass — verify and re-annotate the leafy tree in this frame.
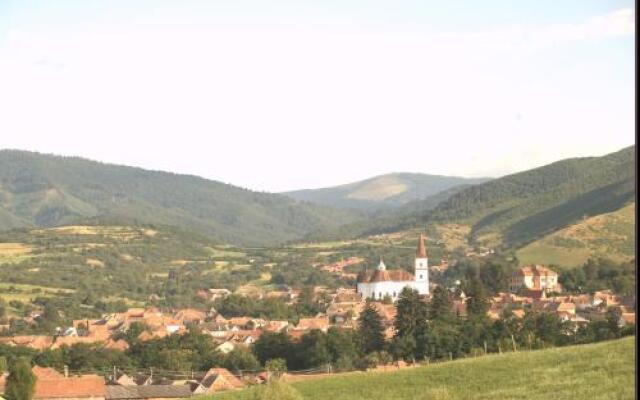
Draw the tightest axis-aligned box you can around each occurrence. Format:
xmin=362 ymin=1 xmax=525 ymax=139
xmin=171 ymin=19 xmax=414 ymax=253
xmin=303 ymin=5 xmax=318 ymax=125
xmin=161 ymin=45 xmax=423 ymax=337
xmin=0 ymin=356 xmax=7 ymax=374
xmin=334 ymin=355 xmax=355 ymax=372
xmin=605 ymin=307 xmax=622 ymax=338
xmin=295 ymin=286 xmax=324 ymax=316
xmin=114 ymin=321 xmax=149 ymax=345
xmin=521 ymin=311 xmax=568 ymax=347
xmin=325 ymin=327 xmax=358 ymax=369
xmin=296 ymin=330 xmax=330 ymax=369
xmin=5 ymin=357 xmax=36 ymax=400
xmin=357 ymin=302 xmax=386 ymax=354
xmin=253 ymin=332 xmax=294 ymax=368
xmin=223 ymin=347 xmax=260 ymax=373
xmin=479 ymin=262 xmax=510 ymax=294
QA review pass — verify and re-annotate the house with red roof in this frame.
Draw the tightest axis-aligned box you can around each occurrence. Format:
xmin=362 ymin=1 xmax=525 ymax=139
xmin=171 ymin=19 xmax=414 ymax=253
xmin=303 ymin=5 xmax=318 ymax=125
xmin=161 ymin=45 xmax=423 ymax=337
xmin=510 ymin=265 xmax=560 ymax=294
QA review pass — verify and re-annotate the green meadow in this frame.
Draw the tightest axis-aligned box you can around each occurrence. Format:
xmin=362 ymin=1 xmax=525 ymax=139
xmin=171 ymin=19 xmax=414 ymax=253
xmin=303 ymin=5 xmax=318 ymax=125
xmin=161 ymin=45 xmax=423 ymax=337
xmin=211 ymin=337 xmax=635 ymax=400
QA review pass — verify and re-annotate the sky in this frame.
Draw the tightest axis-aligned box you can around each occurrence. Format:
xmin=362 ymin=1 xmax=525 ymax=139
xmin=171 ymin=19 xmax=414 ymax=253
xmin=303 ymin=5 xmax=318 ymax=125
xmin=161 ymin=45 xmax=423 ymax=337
xmin=0 ymin=0 xmax=635 ymax=192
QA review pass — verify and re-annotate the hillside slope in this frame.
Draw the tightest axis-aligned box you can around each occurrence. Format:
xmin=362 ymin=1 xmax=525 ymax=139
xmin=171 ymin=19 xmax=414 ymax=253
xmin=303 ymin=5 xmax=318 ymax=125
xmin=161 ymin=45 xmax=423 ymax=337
xmin=0 ymin=150 xmax=361 ymax=246
xmin=216 ymin=337 xmax=635 ymax=400
xmin=516 ymin=202 xmax=636 ymax=267
xmin=362 ymin=146 xmax=636 ymax=248
xmin=284 ymin=173 xmax=489 ymax=211
xmin=433 ymin=146 xmax=635 ymax=247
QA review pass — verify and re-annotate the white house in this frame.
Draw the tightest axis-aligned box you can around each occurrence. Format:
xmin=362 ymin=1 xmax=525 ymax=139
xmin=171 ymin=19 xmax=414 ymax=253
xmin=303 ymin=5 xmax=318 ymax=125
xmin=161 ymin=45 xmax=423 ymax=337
xmin=356 ymin=234 xmax=430 ymax=301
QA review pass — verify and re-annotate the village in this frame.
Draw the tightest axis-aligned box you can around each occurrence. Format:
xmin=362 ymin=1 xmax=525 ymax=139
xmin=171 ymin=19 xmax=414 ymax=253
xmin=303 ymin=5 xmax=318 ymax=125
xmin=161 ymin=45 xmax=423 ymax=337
xmin=0 ymin=236 xmax=635 ymax=399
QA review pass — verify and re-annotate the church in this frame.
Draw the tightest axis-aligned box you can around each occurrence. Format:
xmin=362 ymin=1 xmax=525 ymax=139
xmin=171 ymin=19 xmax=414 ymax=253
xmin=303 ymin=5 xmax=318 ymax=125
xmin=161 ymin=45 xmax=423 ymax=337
xmin=356 ymin=234 xmax=430 ymax=302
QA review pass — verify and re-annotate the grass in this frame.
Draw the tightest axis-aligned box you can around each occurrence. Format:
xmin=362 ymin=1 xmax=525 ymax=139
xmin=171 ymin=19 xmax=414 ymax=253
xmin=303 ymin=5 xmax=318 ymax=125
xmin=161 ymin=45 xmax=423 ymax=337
xmin=516 ymin=242 xmax=593 ymax=268
xmin=210 ymin=337 xmax=635 ymax=400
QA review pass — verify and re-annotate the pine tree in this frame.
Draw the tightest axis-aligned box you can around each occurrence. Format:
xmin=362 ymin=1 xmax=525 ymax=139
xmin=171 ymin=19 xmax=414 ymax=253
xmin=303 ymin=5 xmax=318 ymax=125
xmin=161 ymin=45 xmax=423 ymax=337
xmin=465 ymin=277 xmax=490 ymax=317
xmin=5 ymin=358 xmax=36 ymax=400
xmin=394 ymin=287 xmax=428 ymax=339
xmin=357 ymin=301 xmax=386 ymax=354
xmin=429 ymin=286 xmax=453 ymax=321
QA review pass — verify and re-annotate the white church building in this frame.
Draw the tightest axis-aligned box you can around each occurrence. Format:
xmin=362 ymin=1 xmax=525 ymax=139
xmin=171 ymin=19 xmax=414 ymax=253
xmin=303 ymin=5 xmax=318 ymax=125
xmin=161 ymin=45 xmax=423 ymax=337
xmin=356 ymin=234 xmax=430 ymax=302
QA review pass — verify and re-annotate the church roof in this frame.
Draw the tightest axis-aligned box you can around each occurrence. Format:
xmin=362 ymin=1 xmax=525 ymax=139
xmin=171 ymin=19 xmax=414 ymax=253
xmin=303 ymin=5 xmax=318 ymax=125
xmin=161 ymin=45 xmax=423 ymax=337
xmin=417 ymin=234 xmax=427 ymax=258
xmin=357 ymin=269 xmax=414 ymax=283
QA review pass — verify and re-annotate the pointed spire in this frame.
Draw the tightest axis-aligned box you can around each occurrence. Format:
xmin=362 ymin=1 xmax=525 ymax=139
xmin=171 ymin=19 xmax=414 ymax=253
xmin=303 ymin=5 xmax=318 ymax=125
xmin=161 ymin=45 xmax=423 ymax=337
xmin=416 ymin=234 xmax=427 ymax=258
xmin=377 ymin=257 xmax=386 ymax=271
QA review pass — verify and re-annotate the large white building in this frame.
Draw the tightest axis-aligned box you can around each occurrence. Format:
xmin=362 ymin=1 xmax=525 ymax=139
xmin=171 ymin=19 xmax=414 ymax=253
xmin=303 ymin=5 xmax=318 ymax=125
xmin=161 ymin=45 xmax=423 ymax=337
xmin=356 ymin=234 xmax=430 ymax=302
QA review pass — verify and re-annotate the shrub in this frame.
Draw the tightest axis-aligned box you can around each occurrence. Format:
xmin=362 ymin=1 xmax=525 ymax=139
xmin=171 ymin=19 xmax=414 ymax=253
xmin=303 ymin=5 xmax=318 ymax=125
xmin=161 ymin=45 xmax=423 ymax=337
xmin=265 ymin=358 xmax=287 ymax=379
xmin=249 ymin=379 xmax=303 ymax=400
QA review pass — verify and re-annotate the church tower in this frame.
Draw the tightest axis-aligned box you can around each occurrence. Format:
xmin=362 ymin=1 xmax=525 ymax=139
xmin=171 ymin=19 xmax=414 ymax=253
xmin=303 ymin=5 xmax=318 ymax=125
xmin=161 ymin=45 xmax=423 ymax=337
xmin=414 ymin=234 xmax=429 ymax=294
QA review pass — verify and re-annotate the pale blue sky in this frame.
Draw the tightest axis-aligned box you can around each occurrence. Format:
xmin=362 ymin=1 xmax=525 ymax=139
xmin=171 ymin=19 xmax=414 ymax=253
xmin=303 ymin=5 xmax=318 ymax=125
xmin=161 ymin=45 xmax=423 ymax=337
xmin=0 ymin=1 xmax=635 ymax=191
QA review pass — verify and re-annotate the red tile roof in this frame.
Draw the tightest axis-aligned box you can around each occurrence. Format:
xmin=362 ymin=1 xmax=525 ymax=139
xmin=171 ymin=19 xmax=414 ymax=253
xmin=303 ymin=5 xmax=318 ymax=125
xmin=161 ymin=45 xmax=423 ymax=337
xmin=32 ymin=366 xmax=64 ymax=379
xmin=358 ymin=269 xmax=414 ymax=283
xmin=34 ymin=375 xmax=106 ymax=399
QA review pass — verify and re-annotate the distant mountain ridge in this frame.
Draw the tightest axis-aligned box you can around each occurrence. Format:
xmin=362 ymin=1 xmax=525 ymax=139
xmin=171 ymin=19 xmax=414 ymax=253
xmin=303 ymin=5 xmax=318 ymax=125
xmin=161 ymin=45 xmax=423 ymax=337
xmin=1 ymin=146 xmax=633 ymax=251
xmin=0 ymin=150 xmax=362 ymax=246
xmin=283 ymin=173 xmax=490 ymax=211
xmin=312 ymin=146 xmax=636 ymax=251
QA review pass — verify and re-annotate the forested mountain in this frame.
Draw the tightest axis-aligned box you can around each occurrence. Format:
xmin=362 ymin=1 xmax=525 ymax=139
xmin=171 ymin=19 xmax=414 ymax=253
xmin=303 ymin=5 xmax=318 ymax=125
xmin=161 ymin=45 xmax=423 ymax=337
xmin=283 ymin=173 xmax=490 ymax=211
xmin=0 ymin=150 xmax=361 ymax=246
xmin=427 ymin=145 xmax=635 ymax=246
xmin=315 ymin=146 xmax=636 ymax=249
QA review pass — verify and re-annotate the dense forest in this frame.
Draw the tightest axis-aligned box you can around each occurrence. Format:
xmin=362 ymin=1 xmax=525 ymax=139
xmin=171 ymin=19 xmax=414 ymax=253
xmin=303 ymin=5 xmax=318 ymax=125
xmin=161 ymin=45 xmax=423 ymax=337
xmin=0 ymin=150 xmax=362 ymax=246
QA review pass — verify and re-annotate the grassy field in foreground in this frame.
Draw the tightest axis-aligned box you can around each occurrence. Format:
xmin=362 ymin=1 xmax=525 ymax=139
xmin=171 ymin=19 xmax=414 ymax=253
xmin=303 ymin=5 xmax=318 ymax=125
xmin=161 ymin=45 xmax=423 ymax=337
xmin=212 ymin=337 xmax=635 ymax=400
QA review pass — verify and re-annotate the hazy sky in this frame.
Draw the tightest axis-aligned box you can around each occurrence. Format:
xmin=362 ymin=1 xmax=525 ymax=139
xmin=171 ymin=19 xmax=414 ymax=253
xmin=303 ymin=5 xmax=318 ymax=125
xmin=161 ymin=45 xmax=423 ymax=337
xmin=0 ymin=1 xmax=635 ymax=192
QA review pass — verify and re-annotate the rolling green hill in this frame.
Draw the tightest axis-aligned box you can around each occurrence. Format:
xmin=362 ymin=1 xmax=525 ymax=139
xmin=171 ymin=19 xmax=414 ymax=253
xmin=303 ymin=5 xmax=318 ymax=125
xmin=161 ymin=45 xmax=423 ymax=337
xmin=0 ymin=150 xmax=362 ymax=246
xmin=283 ymin=173 xmax=489 ymax=211
xmin=215 ymin=337 xmax=635 ymax=400
xmin=329 ymin=146 xmax=635 ymax=250
xmin=516 ymin=202 xmax=636 ymax=267
xmin=426 ymin=146 xmax=635 ymax=247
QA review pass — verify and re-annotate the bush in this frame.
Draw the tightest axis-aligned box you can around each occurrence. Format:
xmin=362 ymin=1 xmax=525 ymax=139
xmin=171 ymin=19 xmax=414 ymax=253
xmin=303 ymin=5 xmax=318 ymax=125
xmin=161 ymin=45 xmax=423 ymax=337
xmin=265 ymin=358 xmax=287 ymax=379
xmin=334 ymin=355 xmax=355 ymax=372
xmin=249 ymin=379 xmax=303 ymax=400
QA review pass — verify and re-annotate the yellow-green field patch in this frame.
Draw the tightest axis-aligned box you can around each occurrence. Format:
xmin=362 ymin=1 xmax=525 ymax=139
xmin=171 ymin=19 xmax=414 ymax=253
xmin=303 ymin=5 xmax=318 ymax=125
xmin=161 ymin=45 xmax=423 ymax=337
xmin=0 ymin=282 xmax=75 ymax=303
xmin=204 ymin=247 xmax=246 ymax=258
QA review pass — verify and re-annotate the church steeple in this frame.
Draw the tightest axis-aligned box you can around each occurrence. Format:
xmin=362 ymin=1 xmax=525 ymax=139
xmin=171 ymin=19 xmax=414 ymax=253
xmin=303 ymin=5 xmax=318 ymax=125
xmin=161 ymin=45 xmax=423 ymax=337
xmin=416 ymin=234 xmax=427 ymax=258
xmin=414 ymin=234 xmax=429 ymax=294
xmin=376 ymin=257 xmax=386 ymax=271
